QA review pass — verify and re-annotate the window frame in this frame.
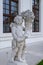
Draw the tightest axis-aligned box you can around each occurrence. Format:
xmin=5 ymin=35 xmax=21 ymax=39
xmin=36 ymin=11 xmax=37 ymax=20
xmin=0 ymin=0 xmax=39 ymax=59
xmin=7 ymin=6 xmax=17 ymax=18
xmin=3 ymin=0 xmax=18 ymax=33
xmin=31 ymin=0 xmax=42 ymax=38
xmin=32 ymin=0 xmax=39 ymax=32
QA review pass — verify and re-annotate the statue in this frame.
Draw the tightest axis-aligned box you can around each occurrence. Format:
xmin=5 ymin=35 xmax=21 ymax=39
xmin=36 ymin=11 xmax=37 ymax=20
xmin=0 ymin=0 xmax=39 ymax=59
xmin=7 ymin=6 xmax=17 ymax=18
xmin=21 ymin=10 xmax=35 ymax=37
xmin=10 ymin=15 xmax=27 ymax=63
xmin=10 ymin=10 xmax=34 ymax=65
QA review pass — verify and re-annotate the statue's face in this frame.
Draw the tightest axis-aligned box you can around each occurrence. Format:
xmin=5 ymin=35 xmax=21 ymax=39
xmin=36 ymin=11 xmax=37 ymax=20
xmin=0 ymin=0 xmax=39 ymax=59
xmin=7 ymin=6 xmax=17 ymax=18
xmin=14 ymin=15 xmax=23 ymax=25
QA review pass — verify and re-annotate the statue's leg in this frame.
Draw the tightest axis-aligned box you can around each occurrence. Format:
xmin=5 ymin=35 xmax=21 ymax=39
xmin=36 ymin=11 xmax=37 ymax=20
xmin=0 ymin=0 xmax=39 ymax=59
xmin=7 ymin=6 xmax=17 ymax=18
xmin=11 ymin=40 xmax=18 ymax=61
xmin=21 ymin=41 xmax=27 ymax=62
xmin=15 ymin=42 xmax=24 ymax=61
xmin=12 ymin=47 xmax=18 ymax=61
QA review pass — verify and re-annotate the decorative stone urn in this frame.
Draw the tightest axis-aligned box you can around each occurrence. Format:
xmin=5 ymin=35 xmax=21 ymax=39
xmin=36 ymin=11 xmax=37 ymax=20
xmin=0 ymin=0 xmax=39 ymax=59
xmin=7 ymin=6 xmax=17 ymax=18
xmin=21 ymin=10 xmax=35 ymax=37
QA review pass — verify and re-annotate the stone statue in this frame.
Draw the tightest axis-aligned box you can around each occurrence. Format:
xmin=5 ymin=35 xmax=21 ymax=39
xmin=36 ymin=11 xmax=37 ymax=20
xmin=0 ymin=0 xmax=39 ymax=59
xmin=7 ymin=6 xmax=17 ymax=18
xmin=10 ymin=10 xmax=34 ymax=65
xmin=10 ymin=15 xmax=26 ymax=63
xmin=21 ymin=10 xmax=35 ymax=37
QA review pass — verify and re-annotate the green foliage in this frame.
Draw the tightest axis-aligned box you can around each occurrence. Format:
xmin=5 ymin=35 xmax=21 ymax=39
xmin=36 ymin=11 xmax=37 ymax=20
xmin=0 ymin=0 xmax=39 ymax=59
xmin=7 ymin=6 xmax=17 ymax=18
xmin=37 ymin=60 xmax=43 ymax=65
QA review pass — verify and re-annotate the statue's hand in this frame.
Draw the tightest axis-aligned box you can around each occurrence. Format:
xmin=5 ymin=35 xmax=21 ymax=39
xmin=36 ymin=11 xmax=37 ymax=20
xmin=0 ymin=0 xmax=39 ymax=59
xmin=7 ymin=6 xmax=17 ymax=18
xmin=16 ymin=36 xmax=25 ymax=42
xmin=24 ymin=33 xmax=28 ymax=39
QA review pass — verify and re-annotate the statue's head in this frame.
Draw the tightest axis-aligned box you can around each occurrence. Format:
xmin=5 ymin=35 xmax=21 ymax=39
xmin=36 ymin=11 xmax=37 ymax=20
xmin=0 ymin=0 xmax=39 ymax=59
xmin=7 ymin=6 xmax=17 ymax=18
xmin=14 ymin=15 xmax=23 ymax=25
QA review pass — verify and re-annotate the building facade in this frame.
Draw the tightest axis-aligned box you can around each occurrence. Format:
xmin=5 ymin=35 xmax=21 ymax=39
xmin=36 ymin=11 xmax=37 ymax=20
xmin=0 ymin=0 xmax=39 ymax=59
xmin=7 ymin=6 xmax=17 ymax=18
xmin=0 ymin=0 xmax=43 ymax=49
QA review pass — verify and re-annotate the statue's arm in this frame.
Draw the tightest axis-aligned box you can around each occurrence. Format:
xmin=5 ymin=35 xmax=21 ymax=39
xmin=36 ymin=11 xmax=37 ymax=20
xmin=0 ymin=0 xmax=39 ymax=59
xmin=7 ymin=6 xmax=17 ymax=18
xmin=22 ymin=19 xmax=25 ymax=31
xmin=12 ymin=28 xmax=18 ymax=40
xmin=10 ymin=25 xmax=23 ymax=42
xmin=10 ymin=23 xmax=18 ymax=40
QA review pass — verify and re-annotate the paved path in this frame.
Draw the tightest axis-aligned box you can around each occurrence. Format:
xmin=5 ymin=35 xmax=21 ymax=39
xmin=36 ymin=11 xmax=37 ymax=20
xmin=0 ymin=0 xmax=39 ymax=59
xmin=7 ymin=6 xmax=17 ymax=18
xmin=0 ymin=42 xmax=43 ymax=65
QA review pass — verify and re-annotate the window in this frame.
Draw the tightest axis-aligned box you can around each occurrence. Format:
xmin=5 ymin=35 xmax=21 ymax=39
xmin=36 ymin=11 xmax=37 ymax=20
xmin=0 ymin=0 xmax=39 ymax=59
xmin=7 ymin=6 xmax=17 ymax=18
xmin=3 ymin=0 xmax=18 ymax=33
xmin=32 ymin=0 xmax=39 ymax=32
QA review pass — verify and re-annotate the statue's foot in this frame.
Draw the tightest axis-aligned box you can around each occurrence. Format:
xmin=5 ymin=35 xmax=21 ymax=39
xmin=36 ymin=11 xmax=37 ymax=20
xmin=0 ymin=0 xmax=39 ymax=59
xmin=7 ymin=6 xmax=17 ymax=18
xmin=15 ymin=58 xmax=24 ymax=62
xmin=18 ymin=58 xmax=24 ymax=62
xmin=22 ymin=59 xmax=26 ymax=63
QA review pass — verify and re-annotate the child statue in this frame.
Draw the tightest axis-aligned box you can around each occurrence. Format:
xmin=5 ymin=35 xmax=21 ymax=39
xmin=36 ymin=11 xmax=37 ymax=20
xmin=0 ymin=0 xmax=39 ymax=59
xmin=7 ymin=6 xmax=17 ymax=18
xmin=10 ymin=15 xmax=26 ymax=62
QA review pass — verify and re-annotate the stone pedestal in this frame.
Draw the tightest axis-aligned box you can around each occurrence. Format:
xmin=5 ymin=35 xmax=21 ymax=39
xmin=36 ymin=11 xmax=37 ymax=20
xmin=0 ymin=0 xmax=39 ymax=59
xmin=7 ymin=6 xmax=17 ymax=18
xmin=7 ymin=61 xmax=28 ymax=65
xmin=15 ymin=61 xmax=28 ymax=65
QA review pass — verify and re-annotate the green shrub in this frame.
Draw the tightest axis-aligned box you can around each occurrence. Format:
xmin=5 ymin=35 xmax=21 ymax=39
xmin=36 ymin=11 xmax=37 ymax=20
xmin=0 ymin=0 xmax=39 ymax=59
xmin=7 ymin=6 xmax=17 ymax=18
xmin=37 ymin=60 xmax=43 ymax=65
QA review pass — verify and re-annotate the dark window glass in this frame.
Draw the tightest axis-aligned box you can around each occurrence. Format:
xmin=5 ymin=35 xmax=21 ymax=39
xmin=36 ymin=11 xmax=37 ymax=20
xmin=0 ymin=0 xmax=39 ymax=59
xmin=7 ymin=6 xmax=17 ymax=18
xmin=3 ymin=0 xmax=18 ymax=33
xmin=11 ymin=2 xmax=16 ymax=6
xmin=6 ymin=10 xmax=9 ymax=14
xmin=6 ymin=0 xmax=9 ymax=4
xmin=11 ymin=6 xmax=17 ymax=11
xmin=6 ymin=5 xmax=9 ymax=9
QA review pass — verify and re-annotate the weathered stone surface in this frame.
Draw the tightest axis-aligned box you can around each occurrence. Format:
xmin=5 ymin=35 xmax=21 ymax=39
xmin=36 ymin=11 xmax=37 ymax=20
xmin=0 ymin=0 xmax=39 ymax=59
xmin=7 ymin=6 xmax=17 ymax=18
xmin=10 ymin=15 xmax=26 ymax=63
xmin=7 ymin=60 xmax=28 ymax=65
xmin=10 ymin=10 xmax=35 ymax=64
xmin=21 ymin=10 xmax=35 ymax=37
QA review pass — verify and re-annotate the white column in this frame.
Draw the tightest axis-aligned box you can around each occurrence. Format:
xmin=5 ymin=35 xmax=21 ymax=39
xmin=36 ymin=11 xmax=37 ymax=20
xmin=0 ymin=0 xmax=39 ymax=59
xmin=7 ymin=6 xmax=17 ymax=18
xmin=18 ymin=0 xmax=32 ymax=14
xmin=0 ymin=0 xmax=3 ymax=36
xmin=39 ymin=0 xmax=43 ymax=33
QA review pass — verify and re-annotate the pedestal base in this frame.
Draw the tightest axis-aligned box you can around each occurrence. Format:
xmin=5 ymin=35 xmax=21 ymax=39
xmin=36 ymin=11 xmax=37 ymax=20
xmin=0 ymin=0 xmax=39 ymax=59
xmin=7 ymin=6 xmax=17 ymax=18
xmin=7 ymin=60 xmax=28 ymax=65
xmin=15 ymin=61 xmax=28 ymax=65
